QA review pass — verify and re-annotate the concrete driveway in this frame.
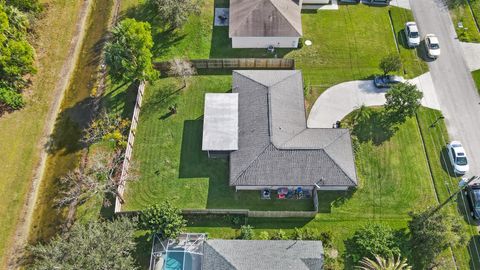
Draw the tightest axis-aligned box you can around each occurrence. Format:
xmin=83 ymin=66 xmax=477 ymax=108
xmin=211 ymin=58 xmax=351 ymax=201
xmin=307 ymin=72 xmax=440 ymax=128
xmin=410 ymin=0 xmax=480 ymax=179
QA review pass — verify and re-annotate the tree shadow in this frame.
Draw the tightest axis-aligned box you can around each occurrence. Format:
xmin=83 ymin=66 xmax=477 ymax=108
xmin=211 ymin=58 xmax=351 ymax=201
xmin=248 ymin=217 xmax=313 ymax=229
xmin=468 ymin=235 xmax=480 ymax=269
xmin=133 ymin=232 xmax=151 ymax=269
xmin=184 ymin=213 xmax=247 ymax=229
xmin=456 ymin=191 xmax=480 ymax=226
xmin=352 ymin=110 xmax=396 ymax=146
xmin=121 ymin=3 xmax=186 ymax=59
xmin=139 ymin=84 xmax=182 ymax=119
xmin=439 ymin=147 xmax=459 ymax=177
xmin=44 ymin=97 xmax=96 ymax=155
xmin=100 ymin=81 xmax=138 ymax=119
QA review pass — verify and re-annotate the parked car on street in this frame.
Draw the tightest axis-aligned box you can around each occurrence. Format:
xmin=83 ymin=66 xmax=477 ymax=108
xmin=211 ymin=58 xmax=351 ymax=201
xmin=373 ymin=75 xmax=405 ymax=88
xmin=405 ymin=22 xmax=420 ymax=48
xmin=363 ymin=0 xmax=390 ymax=6
xmin=446 ymin=141 xmax=469 ymax=174
xmin=465 ymin=183 xmax=480 ymax=219
xmin=425 ymin=34 xmax=441 ymax=59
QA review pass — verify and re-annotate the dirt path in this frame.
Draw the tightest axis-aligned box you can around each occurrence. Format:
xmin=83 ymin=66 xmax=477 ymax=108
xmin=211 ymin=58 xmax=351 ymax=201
xmin=4 ymin=0 xmax=93 ymax=268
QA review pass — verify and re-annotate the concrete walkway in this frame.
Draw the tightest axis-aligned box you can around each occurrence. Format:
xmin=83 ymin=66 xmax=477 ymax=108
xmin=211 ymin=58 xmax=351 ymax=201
xmin=307 ymin=72 xmax=440 ymax=128
xmin=301 ymin=0 xmax=339 ymax=10
xmin=460 ymin=42 xmax=480 ymax=71
xmin=389 ymin=0 xmax=411 ymax=9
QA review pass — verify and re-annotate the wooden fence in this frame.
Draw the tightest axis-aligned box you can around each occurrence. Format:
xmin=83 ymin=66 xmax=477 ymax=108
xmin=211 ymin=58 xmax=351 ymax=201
xmin=115 ymin=81 xmax=145 ymax=213
xmin=154 ymin=58 xmax=295 ymax=71
xmin=116 ymin=208 xmax=317 ymax=218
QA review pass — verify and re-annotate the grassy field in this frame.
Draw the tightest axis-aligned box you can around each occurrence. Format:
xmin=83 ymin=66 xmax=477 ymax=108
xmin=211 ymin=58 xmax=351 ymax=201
xmin=119 ymin=1 xmax=426 ymax=107
xmin=0 ymin=0 xmax=84 ymax=266
xmin=473 ymin=69 xmax=480 ymax=93
xmin=416 ymin=107 xmax=480 ymax=270
xmin=123 ymin=76 xmax=314 ymax=211
xmin=449 ymin=0 xmax=480 ymax=42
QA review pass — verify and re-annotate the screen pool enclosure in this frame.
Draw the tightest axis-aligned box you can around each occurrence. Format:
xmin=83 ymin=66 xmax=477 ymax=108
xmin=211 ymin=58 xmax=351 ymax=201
xmin=149 ymin=233 xmax=206 ymax=270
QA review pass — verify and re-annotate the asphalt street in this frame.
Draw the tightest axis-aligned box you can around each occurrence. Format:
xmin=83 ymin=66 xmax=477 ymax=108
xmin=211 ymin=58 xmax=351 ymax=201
xmin=410 ymin=0 xmax=480 ymax=179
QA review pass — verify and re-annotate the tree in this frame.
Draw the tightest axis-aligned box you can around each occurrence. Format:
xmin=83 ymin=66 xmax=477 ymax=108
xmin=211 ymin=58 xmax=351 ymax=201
xmin=0 ymin=4 xmax=36 ymax=111
xmin=56 ymin=149 xmax=138 ymax=227
xmin=356 ymin=254 xmax=411 ymax=270
xmin=168 ymin=58 xmax=196 ymax=88
xmin=346 ymin=224 xmax=401 ymax=263
xmin=239 ymin=225 xmax=255 ymax=240
xmin=82 ymin=111 xmax=130 ymax=147
xmin=352 ymin=104 xmax=372 ymax=126
xmin=105 ymin=18 xmax=157 ymax=83
xmin=6 ymin=0 xmax=42 ymax=13
xmin=408 ymin=208 xmax=467 ymax=268
xmin=379 ymin=54 xmax=401 ymax=76
xmin=146 ymin=0 xmax=199 ymax=29
xmin=139 ymin=202 xmax=186 ymax=240
xmin=29 ymin=218 xmax=137 ymax=270
xmin=384 ymin=83 xmax=423 ymax=124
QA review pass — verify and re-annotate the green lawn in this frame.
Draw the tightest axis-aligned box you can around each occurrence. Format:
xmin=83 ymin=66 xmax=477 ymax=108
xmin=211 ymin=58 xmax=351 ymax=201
xmin=473 ymin=69 xmax=480 ymax=94
xmin=127 ymin=102 xmax=444 ymax=268
xmin=416 ymin=107 xmax=480 ymax=270
xmin=120 ymin=1 xmax=426 ymax=107
xmin=122 ymin=76 xmax=314 ymax=211
xmin=449 ymin=0 xmax=480 ymax=42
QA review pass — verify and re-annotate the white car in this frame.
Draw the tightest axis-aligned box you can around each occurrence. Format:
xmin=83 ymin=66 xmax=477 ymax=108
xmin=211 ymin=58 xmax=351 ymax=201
xmin=425 ymin=34 xmax=440 ymax=59
xmin=405 ymin=22 xmax=420 ymax=48
xmin=447 ymin=141 xmax=469 ymax=175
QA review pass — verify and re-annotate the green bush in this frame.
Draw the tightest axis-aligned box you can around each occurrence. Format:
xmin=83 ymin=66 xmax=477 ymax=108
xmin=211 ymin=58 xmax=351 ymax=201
xmin=239 ymin=225 xmax=254 ymax=240
xmin=270 ymin=229 xmax=288 ymax=240
xmin=139 ymin=202 xmax=186 ymax=240
xmin=258 ymin=231 xmax=270 ymax=240
xmin=0 ymin=87 xmax=24 ymax=109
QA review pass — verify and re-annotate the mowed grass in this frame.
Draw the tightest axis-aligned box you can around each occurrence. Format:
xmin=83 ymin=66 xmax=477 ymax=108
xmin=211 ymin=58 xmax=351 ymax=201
xmin=416 ymin=107 xmax=480 ymax=270
xmin=290 ymin=6 xmax=426 ymax=107
xmin=449 ymin=0 xmax=480 ymax=42
xmin=473 ymin=69 xmax=480 ymax=94
xmin=119 ymin=1 xmax=425 ymax=106
xmin=123 ymin=76 xmax=314 ymax=211
xmin=0 ymin=0 xmax=84 ymax=266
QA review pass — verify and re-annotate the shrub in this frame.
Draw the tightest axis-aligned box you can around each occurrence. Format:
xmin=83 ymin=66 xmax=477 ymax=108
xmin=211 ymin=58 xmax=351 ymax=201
xmin=258 ymin=231 xmax=270 ymax=240
xmin=139 ymin=202 xmax=186 ymax=240
xmin=346 ymin=224 xmax=401 ymax=263
xmin=270 ymin=229 xmax=288 ymax=240
xmin=239 ymin=225 xmax=254 ymax=240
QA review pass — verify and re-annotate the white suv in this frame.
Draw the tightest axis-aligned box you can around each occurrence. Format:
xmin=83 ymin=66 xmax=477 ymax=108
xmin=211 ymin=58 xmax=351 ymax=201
xmin=405 ymin=22 xmax=420 ymax=48
xmin=447 ymin=141 xmax=469 ymax=175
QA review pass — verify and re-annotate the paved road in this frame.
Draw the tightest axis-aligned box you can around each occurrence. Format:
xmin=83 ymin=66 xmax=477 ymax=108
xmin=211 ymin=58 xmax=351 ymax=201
xmin=307 ymin=72 xmax=440 ymax=128
xmin=410 ymin=0 xmax=480 ymax=179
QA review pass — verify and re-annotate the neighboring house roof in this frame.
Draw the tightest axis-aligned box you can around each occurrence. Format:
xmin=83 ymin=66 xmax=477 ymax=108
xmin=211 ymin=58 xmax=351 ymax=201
xmin=229 ymin=0 xmax=302 ymax=38
xmin=202 ymin=93 xmax=239 ymax=151
xmin=202 ymin=239 xmax=323 ymax=270
xmin=230 ymin=70 xmax=357 ymax=187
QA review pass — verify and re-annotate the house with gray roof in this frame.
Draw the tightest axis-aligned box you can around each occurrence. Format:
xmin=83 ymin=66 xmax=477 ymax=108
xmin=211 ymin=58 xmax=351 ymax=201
xmin=229 ymin=0 xmax=302 ymax=48
xmin=150 ymin=233 xmax=324 ymax=270
xmin=202 ymin=70 xmax=357 ymax=192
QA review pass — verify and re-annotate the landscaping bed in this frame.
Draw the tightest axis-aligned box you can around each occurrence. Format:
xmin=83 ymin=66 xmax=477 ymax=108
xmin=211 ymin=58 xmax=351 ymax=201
xmin=449 ymin=0 xmax=480 ymax=42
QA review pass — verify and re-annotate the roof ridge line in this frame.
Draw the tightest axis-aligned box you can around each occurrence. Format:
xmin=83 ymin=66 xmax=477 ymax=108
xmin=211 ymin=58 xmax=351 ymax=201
xmin=229 ymin=0 xmax=263 ymax=37
xmin=321 ymin=129 xmax=350 ymax=149
xmin=269 ymin=0 xmax=302 ymax=35
xmin=204 ymin=242 xmax=237 ymax=269
xmin=232 ymin=143 xmax=272 ymax=185
xmin=323 ymin=148 xmax=357 ymax=186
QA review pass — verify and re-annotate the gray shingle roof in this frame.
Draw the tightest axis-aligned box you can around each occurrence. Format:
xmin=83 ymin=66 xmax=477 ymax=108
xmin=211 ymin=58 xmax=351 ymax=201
xmin=230 ymin=70 xmax=358 ymax=187
xmin=202 ymin=240 xmax=323 ymax=270
xmin=229 ymin=0 xmax=302 ymax=38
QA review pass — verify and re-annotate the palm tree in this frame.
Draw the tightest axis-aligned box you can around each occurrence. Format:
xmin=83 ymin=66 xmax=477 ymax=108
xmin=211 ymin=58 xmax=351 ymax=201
xmin=352 ymin=104 xmax=372 ymax=126
xmin=356 ymin=254 xmax=412 ymax=270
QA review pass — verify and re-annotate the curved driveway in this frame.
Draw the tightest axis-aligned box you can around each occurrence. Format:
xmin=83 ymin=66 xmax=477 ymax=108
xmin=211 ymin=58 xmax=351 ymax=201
xmin=307 ymin=72 xmax=440 ymax=128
